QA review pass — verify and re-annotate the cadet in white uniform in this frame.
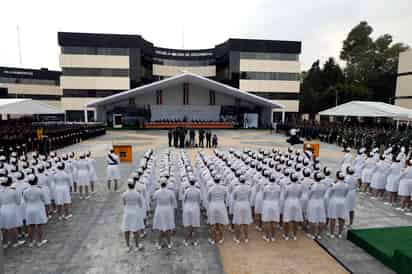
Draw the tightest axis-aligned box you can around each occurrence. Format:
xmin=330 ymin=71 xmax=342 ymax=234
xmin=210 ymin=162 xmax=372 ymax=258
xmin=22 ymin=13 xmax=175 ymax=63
xmin=261 ymin=172 xmax=282 ymax=242
xmin=307 ymin=172 xmax=327 ymax=239
xmin=385 ymin=157 xmax=402 ymax=206
xmin=397 ymin=161 xmax=412 ymax=211
xmin=182 ymin=177 xmax=201 ymax=246
xmin=86 ymin=151 xmax=98 ymax=193
xmin=232 ymin=175 xmax=252 ymax=244
xmin=107 ymin=149 xmax=121 ymax=191
xmin=77 ymin=154 xmax=90 ymax=199
xmin=361 ymin=152 xmax=377 ymax=193
xmin=344 ymin=167 xmax=358 ymax=227
xmin=282 ymin=173 xmax=303 ymax=240
xmin=327 ymin=171 xmax=349 ymax=238
xmin=121 ymin=180 xmax=145 ymax=252
xmin=207 ymin=175 xmax=228 ymax=245
xmin=23 ymin=175 xmax=48 ymax=247
xmin=53 ymin=162 xmax=72 ymax=220
xmin=370 ymin=155 xmax=390 ymax=199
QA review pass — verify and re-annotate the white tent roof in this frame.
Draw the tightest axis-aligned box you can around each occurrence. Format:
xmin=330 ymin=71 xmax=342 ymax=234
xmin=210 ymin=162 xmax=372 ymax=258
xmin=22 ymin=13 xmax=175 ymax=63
xmin=318 ymin=101 xmax=412 ymax=119
xmin=87 ymin=72 xmax=284 ymax=109
xmin=0 ymin=99 xmax=63 ymax=115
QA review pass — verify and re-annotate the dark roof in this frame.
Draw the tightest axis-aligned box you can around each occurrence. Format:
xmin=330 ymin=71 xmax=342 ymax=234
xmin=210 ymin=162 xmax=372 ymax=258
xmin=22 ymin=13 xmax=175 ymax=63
xmin=0 ymin=66 xmax=61 ymax=80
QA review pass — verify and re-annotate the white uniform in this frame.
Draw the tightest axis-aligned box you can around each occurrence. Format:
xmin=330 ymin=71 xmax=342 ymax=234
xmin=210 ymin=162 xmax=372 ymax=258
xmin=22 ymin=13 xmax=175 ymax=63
xmin=37 ymin=173 xmax=52 ymax=205
xmin=283 ymin=183 xmax=303 ymax=222
xmin=398 ymin=166 xmax=412 ymax=197
xmin=207 ymin=184 xmax=229 ymax=225
xmin=341 ymin=153 xmax=353 ymax=174
xmin=0 ymin=187 xmax=22 ymax=229
xmin=152 ymin=188 xmax=176 ymax=231
xmin=354 ymin=154 xmax=366 ymax=179
xmin=53 ymin=170 xmax=72 ymax=205
xmin=261 ymin=183 xmax=282 ymax=222
xmin=327 ymin=181 xmax=349 ymax=220
xmin=232 ymin=184 xmax=253 ymax=225
xmin=23 ymin=186 xmax=47 ymax=225
xmin=121 ymin=190 xmax=145 ymax=232
xmin=344 ymin=175 xmax=358 ymax=212
xmin=182 ymin=186 xmax=201 ymax=227
xmin=361 ymin=157 xmax=376 ymax=183
xmin=107 ymin=153 xmax=121 ymax=181
xmin=307 ymin=182 xmax=327 ymax=223
xmin=76 ymin=159 xmax=90 ymax=187
xmin=386 ymin=162 xmax=402 ymax=193
xmin=370 ymin=160 xmax=390 ymax=190
xmin=87 ymin=157 xmax=98 ymax=182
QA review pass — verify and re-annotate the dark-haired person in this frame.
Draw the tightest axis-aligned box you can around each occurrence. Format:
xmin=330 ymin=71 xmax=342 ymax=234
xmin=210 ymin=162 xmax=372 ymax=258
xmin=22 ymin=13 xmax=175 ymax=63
xmin=23 ymin=175 xmax=48 ymax=247
xmin=232 ymin=175 xmax=252 ymax=244
xmin=307 ymin=172 xmax=327 ymax=240
xmin=37 ymin=165 xmax=52 ymax=218
xmin=385 ymin=156 xmax=402 ymax=206
xmin=77 ymin=153 xmax=91 ymax=199
xmin=360 ymin=152 xmax=377 ymax=193
xmin=152 ymin=178 xmax=176 ymax=249
xmin=282 ymin=172 xmax=303 ymax=241
xmin=327 ymin=171 xmax=349 ymax=238
xmin=207 ymin=175 xmax=228 ymax=245
xmin=182 ymin=177 xmax=201 ymax=246
xmin=53 ymin=162 xmax=72 ymax=220
xmin=0 ymin=176 xmax=23 ymax=248
xmin=344 ymin=167 xmax=358 ymax=227
xmin=261 ymin=172 xmax=281 ymax=242
xmin=121 ymin=179 xmax=145 ymax=252
xmin=370 ymin=155 xmax=390 ymax=199
xmin=107 ymin=149 xmax=121 ymax=191
xmin=86 ymin=151 xmax=98 ymax=194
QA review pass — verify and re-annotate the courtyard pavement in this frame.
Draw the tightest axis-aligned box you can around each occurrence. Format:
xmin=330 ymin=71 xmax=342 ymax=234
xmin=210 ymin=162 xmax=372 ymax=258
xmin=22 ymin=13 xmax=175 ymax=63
xmin=2 ymin=129 xmax=410 ymax=274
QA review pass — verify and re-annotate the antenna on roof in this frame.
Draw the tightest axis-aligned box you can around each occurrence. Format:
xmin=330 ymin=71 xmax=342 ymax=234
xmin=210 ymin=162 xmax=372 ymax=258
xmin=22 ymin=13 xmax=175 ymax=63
xmin=182 ymin=24 xmax=184 ymax=49
xmin=17 ymin=25 xmax=23 ymax=66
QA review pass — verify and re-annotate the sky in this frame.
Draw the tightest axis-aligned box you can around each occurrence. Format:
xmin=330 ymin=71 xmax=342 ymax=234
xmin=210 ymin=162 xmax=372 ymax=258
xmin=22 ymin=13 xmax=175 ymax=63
xmin=1 ymin=0 xmax=411 ymax=71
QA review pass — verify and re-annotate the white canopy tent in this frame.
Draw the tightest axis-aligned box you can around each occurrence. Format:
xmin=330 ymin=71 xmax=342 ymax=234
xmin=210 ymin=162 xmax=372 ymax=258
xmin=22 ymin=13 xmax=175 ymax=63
xmin=0 ymin=99 xmax=63 ymax=116
xmin=318 ymin=101 xmax=412 ymax=120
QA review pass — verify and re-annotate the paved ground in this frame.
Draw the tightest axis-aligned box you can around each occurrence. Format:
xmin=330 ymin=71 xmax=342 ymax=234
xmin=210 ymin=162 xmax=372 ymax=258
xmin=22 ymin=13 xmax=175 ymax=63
xmin=2 ymin=130 xmax=411 ymax=274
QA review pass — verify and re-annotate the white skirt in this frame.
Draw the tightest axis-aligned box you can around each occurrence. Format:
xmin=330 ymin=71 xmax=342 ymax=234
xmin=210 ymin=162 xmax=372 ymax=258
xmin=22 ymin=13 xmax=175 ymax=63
xmin=361 ymin=168 xmax=374 ymax=183
xmin=121 ymin=207 xmax=145 ymax=232
xmin=345 ymin=190 xmax=357 ymax=212
xmin=54 ymin=185 xmax=71 ymax=205
xmin=77 ymin=170 xmax=91 ymax=187
xmin=261 ymin=200 xmax=281 ymax=222
xmin=386 ymin=174 xmax=401 ymax=193
xmin=307 ymin=199 xmax=326 ymax=223
xmin=152 ymin=205 xmax=175 ymax=231
xmin=41 ymin=186 xmax=52 ymax=205
xmin=327 ymin=198 xmax=348 ymax=220
xmin=398 ymin=179 xmax=412 ymax=197
xmin=232 ymin=201 xmax=253 ymax=225
xmin=107 ymin=165 xmax=121 ymax=181
xmin=283 ymin=199 xmax=303 ymax=222
xmin=25 ymin=202 xmax=48 ymax=225
xmin=89 ymin=168 xmax=98 ymax=182
xmin=207 ymin=201 xmax=229 ymax=225
xmin=370 ymin=172 xmax=387 ymax=190
xmin=0 ymin=204 xmax=22 ymax=229
xmin=182 ymin=203 xmax=201 ymax=227
xmin=254 ymin=191 xmax=264 ymax=214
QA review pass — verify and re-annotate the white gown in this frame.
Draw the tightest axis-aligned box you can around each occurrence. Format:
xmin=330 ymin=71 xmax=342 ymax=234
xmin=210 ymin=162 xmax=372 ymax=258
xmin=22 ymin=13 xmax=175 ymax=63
xmin=87 ymin=157 xmax=98 ymax=182
xmin=385 ymin=162 xmax=402 ymax=193
xmin=107 ymin=153 xmax=121 ymax=181
xmin=76 ymin=159 xmax=90 ymax=187
xmin=182 ymin=186 xmax=201 ymax=227
xmin=306 ymin=182 xmax=327 ymax=223
xmin=361 ymin=158 xmax=376 ymax=183
xmin=152 ymin=188 xmax=176 ymax=231
xmin=283 ymin=183 xmax=303 ymax=222
xmin=207 ymin=184 xmax=229 ymax=225
xmin=398 ymin=166 xmax=412 ymax=197
xmin=23 ymin=186 xmax=47 ymax=225
xmin=261 ymin=183 xmax=282 ymax=222
xmin=53 ymin=170 xmax=72 ymax=205
xmin=370 ymin=161 xmax=390 ymax=190
xmin=341 ymin=153 xmax=353 ymax=174
xmin=344 ymin=175 xmax=358 ymax=212
xmin=0 ymin=187 xmax=22 ymax=229
xmin=232 ymin=184 xmax=253 ymax=225
xmin=327 ymin=181 xmax=349 ymax=220
xmin=37 ymin=173 xmax=52 ymax=205
xmin=121 ymin=190 xmax=145 ymax=232
xmin=354 ymin=154 xmax=366 ymax=179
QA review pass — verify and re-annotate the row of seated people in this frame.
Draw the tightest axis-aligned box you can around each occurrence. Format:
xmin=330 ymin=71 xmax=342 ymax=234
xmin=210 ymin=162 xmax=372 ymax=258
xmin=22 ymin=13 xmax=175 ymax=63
xmin=0 ymin=120 xmax=106 ymax=155
xmin=149 ymin=119 xmax=230 ymax=123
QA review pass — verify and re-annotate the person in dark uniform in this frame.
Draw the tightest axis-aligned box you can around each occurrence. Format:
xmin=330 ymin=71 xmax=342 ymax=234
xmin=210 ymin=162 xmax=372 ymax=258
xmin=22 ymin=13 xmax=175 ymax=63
xmin=168 ymin=129 xmax=173 ymax=147
xmin=212 ymin=134 xmax=218 ymax=148
xmin=206 ymin=130 xmax=212 ymax=148
xmin=173 ymin=128 xmax=179 ymax=147
xmin=189 ymin=128 xmax=195 ymax=147
xmin=199 ymin=129 xmax=205 ymax=148
xmin=179 ymin=128 xmax=186 ymax=148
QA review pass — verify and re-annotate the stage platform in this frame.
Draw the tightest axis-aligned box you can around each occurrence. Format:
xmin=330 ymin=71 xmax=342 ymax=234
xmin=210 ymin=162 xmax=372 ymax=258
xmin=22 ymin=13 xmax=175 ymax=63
xmin=144 ymin=121 xmax=234 ymax=129
xmin=348 ymin=226 xmax=412 ymax=274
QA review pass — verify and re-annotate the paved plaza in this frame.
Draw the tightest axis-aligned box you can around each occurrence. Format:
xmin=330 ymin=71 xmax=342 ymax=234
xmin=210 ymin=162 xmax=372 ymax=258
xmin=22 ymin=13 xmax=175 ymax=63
xmin=2 ymin=130 xmax=411 ymax=274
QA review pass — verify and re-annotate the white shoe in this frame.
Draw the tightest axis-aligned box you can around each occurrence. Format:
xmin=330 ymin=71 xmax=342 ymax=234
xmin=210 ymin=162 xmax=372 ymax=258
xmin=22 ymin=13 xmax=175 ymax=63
xmin=271 ymin=237 xmax=276 ymax=242
xmin=28 ymin=241 xmax=35 ymax=248
xmin=64 ymin=214 xmax=73 ymax=220
xmin=140 ymin=231 xmax=146 ymax=239
xmin=233 ymin=237 xmax=240 ymax=244
xmin=384 ymin=202 xmax=390 ymax=205
xmin=218 ymin=238 xmax=224 ymax=244
xmin=137 ymin=243 xmax=144 ymax=250
xmin=58 ymin=216 xmax=63 ymax=221
xmin=79 ymin=196 xmax=84 ymax=200
xmin=167 ymin=242 xmax=173 ymax=249
xmin=283 ymin=235 xmax=289 ymax=241
xmin=156 ymin=243 xmax=162 ymax=250
xmin=37 ymin=240 xmax=48 ymax=247
xmin=371 ymin=197 xmax=377 ymax=200
xmin=405 ymin=212 xmax=412 ymax=216
xmin=293 ymin=236 xmax=297 ymax=241
xmin=193 ymin=241 xmax=199 ymax=246
xmin=330 ymin=234 xmax=335 ymax=239
xmin=317 ymin=235 xmax=322 ymax=240
xmin=85 ymin=195 xmax=91 ymax=200
xmin=244 ymin=238 xmax=249 ymax=243
xmin=183 ymin=240 xmax=189 ymax=247
xmin=3 ymin=243 xmax=9 ymax=249
xmin=338 ymin=234 xmax=343 ymax=239
xmin=127 ymin=246 xmax=133 ymax=253
xmin=262 ymin=236 xmax=270 ymax=242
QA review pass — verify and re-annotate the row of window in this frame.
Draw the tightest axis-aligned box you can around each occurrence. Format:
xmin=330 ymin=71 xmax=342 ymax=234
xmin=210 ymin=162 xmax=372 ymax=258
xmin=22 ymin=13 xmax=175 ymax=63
xmin=153 ymin=58 xmax=215 ymax=67
xmin=63 ymin=89 xmax=120 ymax=98
xmin=0 ymin=77 xmax=59 ymax=85
xmin=240 ymin=51 xmax=299 ymax=61
xmin=61 ymin=47 xmax=129 ymax=56
xmin=250 ymin=92 xmax=299 ymax=100
xmin=240 ymin=71 xmax=300 ymax=81
xmin=62 ymin=68 xmax=129 ymax=77
xmin=154 ymin=49 xmax=213 ymax=57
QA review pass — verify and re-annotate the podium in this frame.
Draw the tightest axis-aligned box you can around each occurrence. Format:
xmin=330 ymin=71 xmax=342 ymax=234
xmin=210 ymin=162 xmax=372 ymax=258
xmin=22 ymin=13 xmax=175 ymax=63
xmin=113 ymin=145 xmax=133 ymax=162
xmin=304 ymin=142 xmax=320 ymax=157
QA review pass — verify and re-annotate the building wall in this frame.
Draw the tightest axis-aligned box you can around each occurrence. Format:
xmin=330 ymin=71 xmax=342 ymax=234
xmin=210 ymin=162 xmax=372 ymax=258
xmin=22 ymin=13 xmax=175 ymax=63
xmin=153 ymin=64 xmax=216 ymax=77
xmin=59 ymin=54 xmax=129 ymax=69
xmin=61 ymin=76 xmax=130 ymax=90
xmin=395 ymin=50 xmax=412 ymax=109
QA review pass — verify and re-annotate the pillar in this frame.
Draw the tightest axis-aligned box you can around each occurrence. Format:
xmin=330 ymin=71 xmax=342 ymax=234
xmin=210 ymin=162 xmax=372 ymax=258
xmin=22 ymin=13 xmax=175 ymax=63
xmin=84 ymin=109 xmax=88 ymax=123
xmin=281 ymin=111 xmax=286 ymax=123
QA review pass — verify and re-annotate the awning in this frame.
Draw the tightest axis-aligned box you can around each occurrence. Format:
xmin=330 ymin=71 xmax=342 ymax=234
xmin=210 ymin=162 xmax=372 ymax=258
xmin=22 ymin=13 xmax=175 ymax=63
xmin=318 ymin=101 xmax=412 ymax=119
xmin=0 ymin=99 xmax=63 ymax=115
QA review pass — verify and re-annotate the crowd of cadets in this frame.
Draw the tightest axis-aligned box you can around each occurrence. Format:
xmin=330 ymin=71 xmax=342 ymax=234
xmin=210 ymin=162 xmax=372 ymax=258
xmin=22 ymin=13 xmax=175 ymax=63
xmin=167 ymin=128 xmax=218 ymax=148
xmin=340 ymin=145 xmax=412 ymax=213
xmin=0 ymin=149 xmax=106 ymax=249
xmin=119 ymin=146 xmax=357 ymax=251
xmin=278 ymin=121 xmax=412 ymax=151
xmin=0 ymin=120 xmax=106 ymax=155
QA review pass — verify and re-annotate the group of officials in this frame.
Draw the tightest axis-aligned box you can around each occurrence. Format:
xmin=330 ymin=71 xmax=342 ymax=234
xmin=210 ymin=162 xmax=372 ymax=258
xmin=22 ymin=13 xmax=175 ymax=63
xmin=167 ymin=128 xmax=218 ymax=148
xmin=120 ymin=146 xmax=357 ymax=251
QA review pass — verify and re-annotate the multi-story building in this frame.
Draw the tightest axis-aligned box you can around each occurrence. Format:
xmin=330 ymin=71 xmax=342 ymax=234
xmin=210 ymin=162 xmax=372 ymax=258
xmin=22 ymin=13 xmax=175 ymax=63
xmin=395 ymin=49 xmax=412 ymax=109
xmin=58 ymin=32 xmax=301 ymax=122
xmin=0 ymin=66 xmax=61 ymax=109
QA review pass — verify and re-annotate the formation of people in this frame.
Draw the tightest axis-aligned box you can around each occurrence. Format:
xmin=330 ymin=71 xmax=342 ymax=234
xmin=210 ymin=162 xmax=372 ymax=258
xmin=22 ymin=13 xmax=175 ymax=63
xmin=120 ymin=146 xmax=357 ymax=251
xmin=167 ymin=128 xmax=218 ymax=148
xmin=0 ymin=148 xmax=106 ymax=249
xmin=340 ymin=145 xmax=412 ymax=213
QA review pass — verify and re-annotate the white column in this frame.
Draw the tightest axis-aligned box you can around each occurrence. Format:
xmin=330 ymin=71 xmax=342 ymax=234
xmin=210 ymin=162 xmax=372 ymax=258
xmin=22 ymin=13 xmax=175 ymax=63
xmin=281 ymin=111 xmax=285 ymax=123
xmin=93 ymin=109 xmax=97 ymax=122
xmin=84 ymin=109 xmax=88 ymax=123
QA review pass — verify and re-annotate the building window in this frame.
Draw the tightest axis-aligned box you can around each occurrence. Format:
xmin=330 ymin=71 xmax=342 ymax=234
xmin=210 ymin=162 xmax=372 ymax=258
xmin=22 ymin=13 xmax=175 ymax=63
xmin=249 ymin=92 xmax=299 ymax=100
xmin=239 ymin=52 xmax=299 ymax=61
xmin=61 ymin=47 xmax=129 ymax=56
xmin=209 ymin=90 xmax=216 ymax=105
xmin=183 ymin=83 xmax=189 ymax=105
xmin=128 ymin=98 xmax=135 ymax=105
xmin=156 ymin=90 xmax=163 ymax=105
xmin=62 ymin=68 xmax=129 ymax=77
xmin=240 ymin=72 xmax=300 ymax=81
